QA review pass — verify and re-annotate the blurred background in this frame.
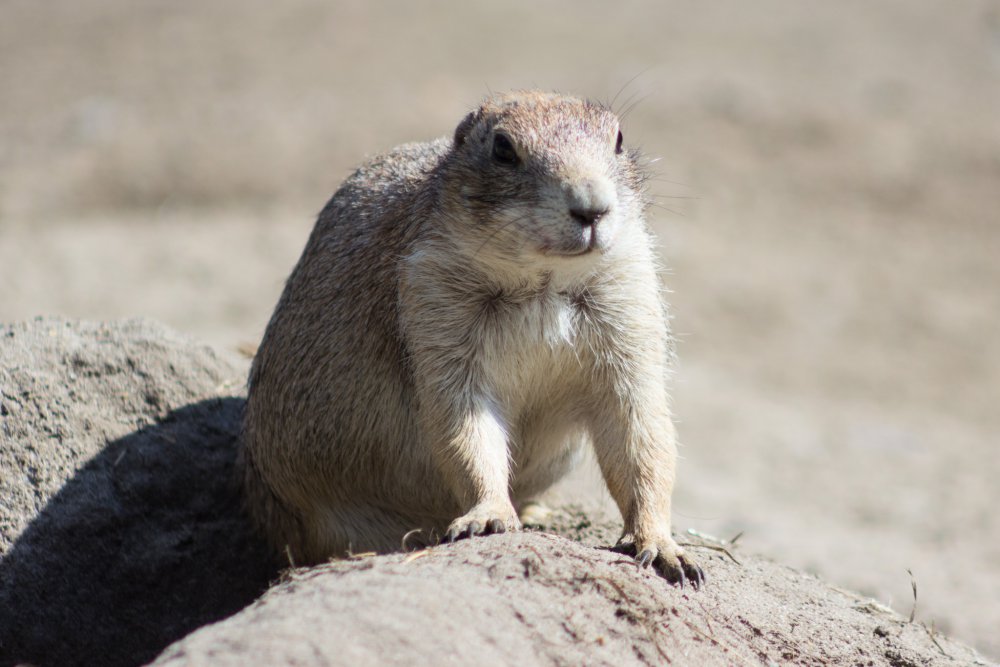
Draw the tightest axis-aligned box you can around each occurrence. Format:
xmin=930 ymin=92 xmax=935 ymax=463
xmin=1 ymin=0 xmax=998 ymax=657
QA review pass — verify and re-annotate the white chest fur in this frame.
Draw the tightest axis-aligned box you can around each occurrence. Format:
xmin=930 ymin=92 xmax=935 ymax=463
xmin=474 ymin=284 xmax=589 ymax=423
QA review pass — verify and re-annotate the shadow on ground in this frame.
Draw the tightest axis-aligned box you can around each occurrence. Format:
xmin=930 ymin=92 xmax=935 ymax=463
xmin=0 ymin=397 xmax=281 ymax=667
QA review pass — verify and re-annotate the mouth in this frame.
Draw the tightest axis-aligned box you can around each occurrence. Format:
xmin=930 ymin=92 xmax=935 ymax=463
xmin=553 ymin=248 xmax=593 ymax=258
xmin=540 ymin=243 xmax=595 ymax=258
xmin=540 ymin=227 xmax=599 ymax=257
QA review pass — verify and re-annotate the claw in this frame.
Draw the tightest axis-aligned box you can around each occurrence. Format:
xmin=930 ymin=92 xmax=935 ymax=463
xmin=637 ymin=549 xmax=654 ymax=568
xmin=467 ymin=521 xmax=482 ymax=537
xmin=487 ymin=519 xmax=506 ymax=534
xmin=446 ymin=529 xmax=458 ymax=544
xmin=675 ymin=557 xmax=705 ymax=590
xmin=683 ymin=557 xmax=704 ymax=590
xmin=693 ymin=564 xmax=707 ymax=589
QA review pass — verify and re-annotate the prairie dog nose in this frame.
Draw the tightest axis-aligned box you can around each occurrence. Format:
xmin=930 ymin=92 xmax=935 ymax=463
xmin=569 ymin=206 xmax=608 ymax=226
xmin=564 ymin=177 xmax=614 ymax=226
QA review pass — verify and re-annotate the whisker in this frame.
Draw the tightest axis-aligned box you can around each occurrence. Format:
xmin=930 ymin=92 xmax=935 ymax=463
xmin=473 ymin=213 xmax=532 ymax=257
xmin=644 ymin=176 xmax=691 ymax=187
xmin=646 ymin=202 xmax=685 ymax=217
xmin=614 ymin=88 xmax=644 ymax=119
xmin=619 ymin=92 xmax=653 ymax=123
xmin=610 ymin=67 xmax=653 ymax=111
xmin=649 ymin=194 xmax=700 ymax=200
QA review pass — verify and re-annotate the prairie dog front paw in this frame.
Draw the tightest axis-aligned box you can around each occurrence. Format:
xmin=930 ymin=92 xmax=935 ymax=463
xmin=615 ymin=533 xmax=706 ymax=589
xmin=445 ymin=501 xmax=521 ymax=542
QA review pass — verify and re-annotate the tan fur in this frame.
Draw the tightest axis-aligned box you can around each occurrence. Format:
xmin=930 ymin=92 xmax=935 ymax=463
xmin=241 ymin=91 xmax=703 ymax=585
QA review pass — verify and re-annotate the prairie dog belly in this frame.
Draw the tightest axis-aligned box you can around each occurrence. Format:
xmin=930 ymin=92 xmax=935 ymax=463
xmin=474 ymin=284 xmax=593 ymax=496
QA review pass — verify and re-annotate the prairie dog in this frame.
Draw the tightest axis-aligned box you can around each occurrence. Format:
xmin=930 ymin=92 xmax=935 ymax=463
xmin=242 ymin=91 xmax=703 ymax=586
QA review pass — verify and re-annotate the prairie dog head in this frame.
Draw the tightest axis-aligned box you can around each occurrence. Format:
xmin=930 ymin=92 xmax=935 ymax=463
xmin=441 ymin=91 xmax=647 ymax=275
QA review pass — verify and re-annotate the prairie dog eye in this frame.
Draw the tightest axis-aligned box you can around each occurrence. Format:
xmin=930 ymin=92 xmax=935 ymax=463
xmin=492 ymin=133 xmax=519 ymax=166
xmin=615 ymin=130 xmax=624 ymax=155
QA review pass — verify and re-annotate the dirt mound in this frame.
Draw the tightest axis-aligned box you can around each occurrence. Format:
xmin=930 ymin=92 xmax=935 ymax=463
xmin=153 ymin=528 xmax=987 ymax=667
xmin=0 ymin=319 xmax=990 ymax=666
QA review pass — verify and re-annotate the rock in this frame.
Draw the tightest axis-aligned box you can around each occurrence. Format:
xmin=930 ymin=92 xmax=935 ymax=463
xmin=0 ymin=318 xmax=278 ymax=667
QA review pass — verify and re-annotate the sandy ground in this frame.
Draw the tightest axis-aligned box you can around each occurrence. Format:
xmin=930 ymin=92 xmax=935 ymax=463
xmin=1 ymin=0 xmax=998 ymax=658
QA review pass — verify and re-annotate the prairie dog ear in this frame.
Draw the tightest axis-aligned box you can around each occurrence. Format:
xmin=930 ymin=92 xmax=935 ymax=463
xmin=453 ymin=110 xmax=480 ymax=147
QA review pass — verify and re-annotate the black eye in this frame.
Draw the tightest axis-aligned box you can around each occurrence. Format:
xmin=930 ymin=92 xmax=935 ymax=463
xmin=492 ymin=133 xmax=519 ymax=166
xmin=615 ymin=130 xmax=624 ymax=155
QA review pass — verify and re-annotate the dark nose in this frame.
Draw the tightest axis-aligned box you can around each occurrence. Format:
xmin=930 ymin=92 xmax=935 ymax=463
xmin=569 ymin=207 xmax=609 ymax=226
